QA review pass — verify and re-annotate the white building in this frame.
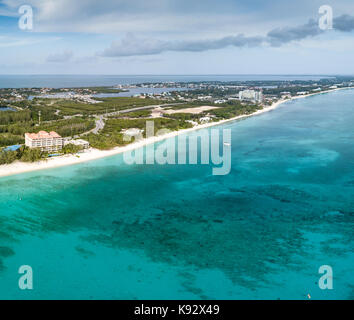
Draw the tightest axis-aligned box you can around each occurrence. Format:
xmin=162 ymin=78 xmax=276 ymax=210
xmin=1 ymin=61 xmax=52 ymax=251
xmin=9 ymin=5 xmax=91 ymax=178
xmin=25 ymin=131 xmax=64 ymax=152
xmin=214 ymin=99 xmax=227 ymax=104
xmin=65 ymin=139 xmax=90 ymax=150
xmin=186 ymin=120 xmax=198 ymax=127
xmin=200 ymin=116 xmax=212 ymax=123
xmin=239 ymin=90 xmax=263 ymax=103
xmin=121 ymin=128 xmax=143 ymax=138
xmin=197 ymin=96 xmax=213 ymax=101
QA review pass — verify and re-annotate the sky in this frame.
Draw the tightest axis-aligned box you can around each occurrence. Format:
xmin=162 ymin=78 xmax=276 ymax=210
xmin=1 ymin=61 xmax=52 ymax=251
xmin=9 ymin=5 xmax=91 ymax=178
xmin=0 ymin=0 xmax=354 ymax=75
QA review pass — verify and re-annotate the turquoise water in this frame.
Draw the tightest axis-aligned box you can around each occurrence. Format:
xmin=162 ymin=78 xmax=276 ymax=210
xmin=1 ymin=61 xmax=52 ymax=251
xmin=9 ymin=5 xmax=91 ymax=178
xmin=0 ymin=90 xmax=353 ymax=300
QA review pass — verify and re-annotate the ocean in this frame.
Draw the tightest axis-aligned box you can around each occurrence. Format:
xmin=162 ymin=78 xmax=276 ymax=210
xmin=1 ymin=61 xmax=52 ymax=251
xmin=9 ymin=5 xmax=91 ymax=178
xmin=0 ymin=89 xmax=353 ymax=299
xmin=0 ymin=74 xmax=333 ymax=88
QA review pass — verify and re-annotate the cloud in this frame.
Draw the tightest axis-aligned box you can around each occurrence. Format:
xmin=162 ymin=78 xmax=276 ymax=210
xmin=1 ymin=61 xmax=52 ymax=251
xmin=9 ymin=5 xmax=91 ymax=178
xmin=2 ymin=1 xmax=354 ymax=60
xmin=333 ymin=14 xmax=354 ymax=31
xmin=99 ymin=33 xmax=265 ymax=57
xmin=46 ymin=50 xmax=73 ymax=62
xmin=266 ymin=19 xmax=323 ymax=46
xmin=99 ymin=14 xmax=354 ymax=57
xmin=2 ymin=1 xmax=354 ymax=40
xmin=266 ymin=14 xmax=354 ymax=46
xmin=0 ymin=0 xmax=335 ymax=34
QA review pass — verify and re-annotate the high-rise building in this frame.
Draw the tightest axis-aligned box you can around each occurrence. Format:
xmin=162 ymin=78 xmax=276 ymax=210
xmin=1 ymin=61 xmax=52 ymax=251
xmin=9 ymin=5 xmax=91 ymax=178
xmin=239 ymin=90 xmax=263 ymax=103
xmin=25 ymin=131 xmax=64 ymax=152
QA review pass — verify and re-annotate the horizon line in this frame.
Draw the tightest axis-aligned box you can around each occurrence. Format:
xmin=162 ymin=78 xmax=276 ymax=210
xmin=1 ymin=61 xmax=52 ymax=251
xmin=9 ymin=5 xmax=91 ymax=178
xmin=0 ymin=73 xmax=351 ymax=77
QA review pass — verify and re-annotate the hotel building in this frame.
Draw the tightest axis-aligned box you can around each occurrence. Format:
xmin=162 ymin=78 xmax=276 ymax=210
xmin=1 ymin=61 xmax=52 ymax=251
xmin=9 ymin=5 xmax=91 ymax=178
xmin=25 ymin=131 xmax=64 ymax=152
xmin=239 ymin=90 xmax=263 ymax=103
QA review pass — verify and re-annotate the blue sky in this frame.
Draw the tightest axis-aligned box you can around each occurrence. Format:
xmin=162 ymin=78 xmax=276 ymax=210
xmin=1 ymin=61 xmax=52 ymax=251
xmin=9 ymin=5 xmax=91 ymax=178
xmin=0 ymin=0 xmax=354 ymax=74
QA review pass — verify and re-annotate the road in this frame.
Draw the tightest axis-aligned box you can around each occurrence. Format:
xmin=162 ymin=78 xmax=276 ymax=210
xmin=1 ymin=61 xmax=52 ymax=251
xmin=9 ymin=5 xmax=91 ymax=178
xmin=80 ymin=102 xmax=183 ymax=136
xmin=93 ymin=116 xmax=105 ymax=134
xmin=104 ymin=102 xmax=183 ymax=117
xmin=79 ymin=116 xmax=105 ymax=137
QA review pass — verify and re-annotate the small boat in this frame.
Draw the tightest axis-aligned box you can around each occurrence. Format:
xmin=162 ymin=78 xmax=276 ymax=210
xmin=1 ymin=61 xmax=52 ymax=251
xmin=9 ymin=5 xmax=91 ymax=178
xmin=223 ymin=142 xmax=231 ymax=147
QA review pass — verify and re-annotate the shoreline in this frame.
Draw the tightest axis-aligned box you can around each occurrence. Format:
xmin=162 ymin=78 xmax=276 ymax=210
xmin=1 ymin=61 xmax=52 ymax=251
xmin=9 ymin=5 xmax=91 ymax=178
xmin=0 ymin=87 xmax=352 ymax=178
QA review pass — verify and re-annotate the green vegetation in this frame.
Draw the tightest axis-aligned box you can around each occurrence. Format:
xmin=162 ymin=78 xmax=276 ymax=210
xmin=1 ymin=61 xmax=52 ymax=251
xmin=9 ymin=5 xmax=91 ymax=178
xmin=87 ymin=118 xmax=193 ymax=150
xmin=110 ymin=109 xmax=152 ymax=118
xmin=0 ymin=144 xmax=85 ymax=165
xmin=0 ymin=118 xmax=95 ymax=147
xmin=86 ymin=132 xmax=128 ymax=150
xmin=0 ymin=146 xmax=46 ymax=165
xmin=0 ymin=110 xmax=31 ymax=125
xmin=0 ymin=86 xmax=270 ymax=165
xmin=38 ymin=118 xmax=96 ymax=137
xmin=167 ymin=102 xmax=207 ymax=110
xmin=164 ymin=101 xmax=262 ymax=122
xmin=208 ymin=102 xmax=262 ymax=120
xmin=0 ymin=133 xmax=24 ymax=147
xmin=0 ymin=94 xmax=171 ymax=163
xmin=163 ymin=113 xmax=197 ymax=121
xmin=62 ymin=143 xmax=83 ymax=154
xmin=0 ymin=149 xmax=18 ymax=164
xmin=30 ymin=97 xmax=163 ymax=116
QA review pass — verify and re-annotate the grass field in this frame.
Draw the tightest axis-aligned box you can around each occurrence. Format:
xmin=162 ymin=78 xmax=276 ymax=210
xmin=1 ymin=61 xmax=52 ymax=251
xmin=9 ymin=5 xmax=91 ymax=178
xmin=31 ymin=97 xmax=165 ymax=116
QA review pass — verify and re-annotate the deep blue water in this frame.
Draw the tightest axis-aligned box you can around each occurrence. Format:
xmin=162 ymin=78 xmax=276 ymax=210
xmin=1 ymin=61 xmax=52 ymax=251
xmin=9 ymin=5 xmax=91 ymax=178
xmin=0 ymin=89 xmax=353 ymax=299
xmin=0 ymin=74 xmax=333 ymax=88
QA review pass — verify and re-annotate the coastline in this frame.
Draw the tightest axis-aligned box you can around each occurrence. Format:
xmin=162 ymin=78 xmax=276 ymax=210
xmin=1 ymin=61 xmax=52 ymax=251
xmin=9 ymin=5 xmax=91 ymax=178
xmin=0 ymin=87 xmax=351 ymax=178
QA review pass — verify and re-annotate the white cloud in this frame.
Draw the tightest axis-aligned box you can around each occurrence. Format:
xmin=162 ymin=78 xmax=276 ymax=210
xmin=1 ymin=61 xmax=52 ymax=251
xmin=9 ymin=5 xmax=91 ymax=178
xmin=1 ymin=0 xmax=354 ymax=74
xmin=99 ymin=33 xmax=264 ymax=57
xmin=4 ymin=0 xmax=352 ymax=35
xmin=97 ymin=14 xmax=354 ymax=57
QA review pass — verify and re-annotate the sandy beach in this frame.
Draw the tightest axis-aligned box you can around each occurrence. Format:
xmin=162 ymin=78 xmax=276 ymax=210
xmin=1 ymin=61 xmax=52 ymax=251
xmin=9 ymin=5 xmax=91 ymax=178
xmin=0 ymin=87 xmax=351 ymax=178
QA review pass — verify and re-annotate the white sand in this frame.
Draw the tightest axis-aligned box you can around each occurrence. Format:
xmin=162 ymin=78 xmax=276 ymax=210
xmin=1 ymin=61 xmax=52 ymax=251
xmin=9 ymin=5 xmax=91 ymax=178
xmin=163 ymin=105 xmax=219 ymax=114
xmin=0 ymin=87 xmax=351 ymax=178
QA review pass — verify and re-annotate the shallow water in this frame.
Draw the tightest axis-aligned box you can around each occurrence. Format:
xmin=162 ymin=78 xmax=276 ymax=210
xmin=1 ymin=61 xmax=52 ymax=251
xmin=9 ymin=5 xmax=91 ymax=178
xmin=0 ymin=90 xmax=353 ymax=299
